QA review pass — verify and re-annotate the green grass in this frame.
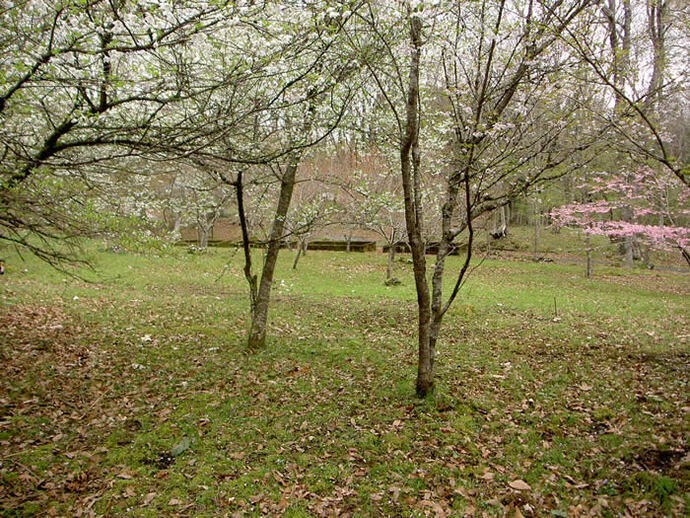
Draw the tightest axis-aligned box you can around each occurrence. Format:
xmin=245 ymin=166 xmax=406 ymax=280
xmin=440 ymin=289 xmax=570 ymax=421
xmin=0 ymin=245 xmax=688 ymax=516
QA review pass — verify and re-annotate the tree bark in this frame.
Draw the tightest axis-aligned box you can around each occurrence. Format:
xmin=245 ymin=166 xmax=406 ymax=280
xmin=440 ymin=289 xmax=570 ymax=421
xmin=173 ymin=213 xmax=182 ymax=236
xmin=292 ymin=238 xmax=308 ymax=270
xmin=619 ymin=205 xmax=634 ymax=264
xmin=198 ymin=226 xmax=210 ymax=248
xmin=645 ymin=0 xmax=666 ymax=112
xmin=399 ymin=15 xmax=433 ymax=398
xmin=532 ymin=200 xmax=540 ymax=260
xmin=247 ymin=160 xmax=299 ymax=348
xmin=292 ymin=243 xmax=302 ymax=270
xmin=386 ymin=242 xmax=395 ymax=280
xmin=500 ymin=204 xmax=507 ymax=234
xmin=681 ymin=246 xmax=690 ymax=267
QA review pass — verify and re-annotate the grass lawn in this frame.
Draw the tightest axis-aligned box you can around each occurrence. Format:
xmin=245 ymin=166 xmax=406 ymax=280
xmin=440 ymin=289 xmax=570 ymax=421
xmin=1 ymin=246 xmax=688 ymax=517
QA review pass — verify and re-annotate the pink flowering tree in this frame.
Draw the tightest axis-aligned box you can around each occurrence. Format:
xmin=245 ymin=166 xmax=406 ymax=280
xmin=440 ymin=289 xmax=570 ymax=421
xmin=551 ymin=168 xmax=690 ymax=274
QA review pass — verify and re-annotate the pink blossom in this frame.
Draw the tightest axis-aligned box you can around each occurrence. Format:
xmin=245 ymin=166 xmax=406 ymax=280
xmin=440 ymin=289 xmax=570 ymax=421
xmin=551 ymin=166 xmax=690 ymax=255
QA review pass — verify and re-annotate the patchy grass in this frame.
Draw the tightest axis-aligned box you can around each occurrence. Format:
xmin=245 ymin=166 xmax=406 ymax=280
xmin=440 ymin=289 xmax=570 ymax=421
xmin=0 ymin=246 xmax=688 ymax=517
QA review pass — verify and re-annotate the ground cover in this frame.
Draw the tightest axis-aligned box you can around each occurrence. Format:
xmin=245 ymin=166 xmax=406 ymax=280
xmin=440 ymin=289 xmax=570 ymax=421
xmin=1 ymin=247 xmax=688 ymax=516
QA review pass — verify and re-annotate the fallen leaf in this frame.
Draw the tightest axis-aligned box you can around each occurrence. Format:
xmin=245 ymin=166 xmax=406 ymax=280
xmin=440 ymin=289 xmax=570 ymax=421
xmin=508 ymin=480 xmax=531 ymax=491
xmin=480 ymin=471 xmax=495 ymax=481
xmin=168 ymin=498 xmax=183 ymax=506
xmin=420 ymin=500 xmax=446 ymax=517
xmin=116 ymin=469 xmax=136 ymax=480
xmin=143 ymin=493 xmax=156 ymax=506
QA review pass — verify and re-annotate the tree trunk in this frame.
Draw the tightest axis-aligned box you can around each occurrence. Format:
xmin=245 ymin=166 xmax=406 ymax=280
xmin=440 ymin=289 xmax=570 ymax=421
xmin=399 ymin=16 xmax=433 ymax=398
xmin=681 ymin=246 xmax=690 ymax=267
xmin=619 ymin=205 xmax=634 ymax=264
xmin=198 ymin=226 xmax=210 ymax=248
xmin=292 ymin=242 xmax=302 ymax=270
xmin=585 ymin=232 xmax=592 ymax=278
xmin=386 ymin=243 xmax=395 ymax=280
xmin=532 ymin=201 xmax=540 ymax=260
xmin=247 ymin=160 xmax=299 ymax=348
xmin=292 ymin=238 xmax=308 ymax=270
xmin=173 ymin=213 xmax=182 ymax=236
xmin=500 ymin=204 xmax=507 ymax=234
xmin=493 ymin=205 xmax=507 ymax=237
xmin=606 ymin=0 xmax=632 ymax=114
xmin=607 ymin=0 xmax=636 ymax=263
xmin=645 ymin=0 xmax=666 ymax=112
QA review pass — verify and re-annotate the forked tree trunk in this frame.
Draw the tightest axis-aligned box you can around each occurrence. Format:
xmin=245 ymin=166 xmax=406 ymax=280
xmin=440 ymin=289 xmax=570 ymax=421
xmin=246 ymin=161 xmax=299 ymax=348
xmin=399 ymin=16 xmax=434 ymax=398
xmin=400 ymin=13 xmax=481 ymax=398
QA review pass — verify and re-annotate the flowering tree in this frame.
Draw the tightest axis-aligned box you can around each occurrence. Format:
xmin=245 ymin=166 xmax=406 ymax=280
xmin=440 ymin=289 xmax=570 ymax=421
xmin=285 ymin=183 xmax=338 ymax=270
xmin=349 ymin=0 xmax=600 ymax=396
xmin=163 ymin=168 xmax=234 ymax=249
xmin=339 ymin=163 xmax=407 ymax=281
xmin=181 ymin=2 xmax=361 ymax=349
xmin=550 ymin=167 xmax=690 ymax=273
xmin=0 ymin=0 xmax=229 ymax=264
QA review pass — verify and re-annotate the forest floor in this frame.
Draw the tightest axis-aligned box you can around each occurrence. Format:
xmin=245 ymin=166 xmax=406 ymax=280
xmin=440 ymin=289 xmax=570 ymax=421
xmin=1 ymin=247 xmax=688 ymax=517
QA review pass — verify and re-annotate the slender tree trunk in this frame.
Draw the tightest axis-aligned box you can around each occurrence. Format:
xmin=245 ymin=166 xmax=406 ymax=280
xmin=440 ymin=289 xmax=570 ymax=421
xmin=292 ymin=242 xmax=302 ymax=270
xmin=607 ymin=0 xmax=636 ymax=265
xmin=532 ymin=201 xmax=540 ymax=260
xmin=386 ymin=243 xmax=395 ymax=280
xmin=585 ymin=232 xmax=592 ymax=278
xmin=500 ymin=204 xmax=507 ymax=235
xmin=292 ymin=238 xmax=309 ymax=270
xmin=173 ymin=213 xmax=182 ymax=236
xmin=619 ymin=205 xmax=634 ymax=264
xmin=399 ymin=16 xmax=433 ymax=398
xmin=681 ymin=246 xmax=690 ymax=267
xmin=426 ymin=180 xmax=459 ymax=390
xmin=247 ymin=160 xmax=299 ymax=348
xmin=645 ymin=0 xmax=666 ymax=112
